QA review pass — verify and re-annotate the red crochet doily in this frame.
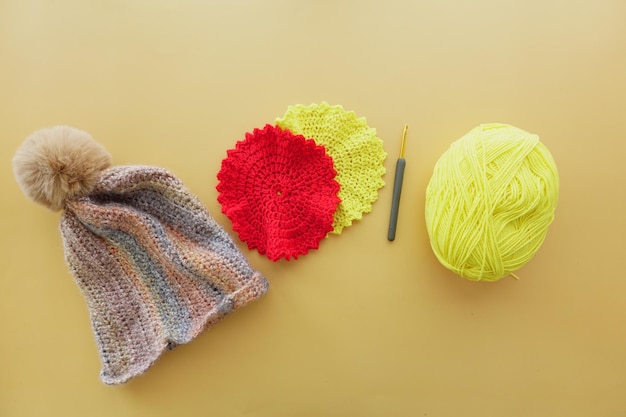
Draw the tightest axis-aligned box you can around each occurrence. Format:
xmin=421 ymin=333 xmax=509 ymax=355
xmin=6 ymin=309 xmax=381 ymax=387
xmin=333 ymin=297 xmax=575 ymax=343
xmin=217 ymin=124 xmax=340 ymax=261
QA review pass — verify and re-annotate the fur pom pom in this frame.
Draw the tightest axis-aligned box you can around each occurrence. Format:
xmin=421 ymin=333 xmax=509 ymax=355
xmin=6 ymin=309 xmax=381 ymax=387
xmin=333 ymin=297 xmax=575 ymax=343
xmin=12 ymin=126 xmax=112 ymax=211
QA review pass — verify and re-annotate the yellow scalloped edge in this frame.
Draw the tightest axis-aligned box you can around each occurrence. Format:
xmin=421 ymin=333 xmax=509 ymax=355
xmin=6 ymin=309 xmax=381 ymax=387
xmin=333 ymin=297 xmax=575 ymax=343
xmin=276 ymin=102 xmax=387 ymax=234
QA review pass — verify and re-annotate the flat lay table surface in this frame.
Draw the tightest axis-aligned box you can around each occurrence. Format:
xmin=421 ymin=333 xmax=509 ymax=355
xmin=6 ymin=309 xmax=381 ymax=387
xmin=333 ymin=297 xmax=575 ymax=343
xmin=1 ymin=0 xmax=625 ymax=416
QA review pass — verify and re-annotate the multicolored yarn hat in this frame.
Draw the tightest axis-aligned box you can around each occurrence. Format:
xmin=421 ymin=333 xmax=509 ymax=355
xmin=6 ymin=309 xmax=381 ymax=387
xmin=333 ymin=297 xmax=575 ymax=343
xmin=276 ymin=102 xmax=387 ymax=234
xmin=12 ymin=126 xmax=269 ymax=385
xmin=217 ymin=124 xmax=340 ymax=261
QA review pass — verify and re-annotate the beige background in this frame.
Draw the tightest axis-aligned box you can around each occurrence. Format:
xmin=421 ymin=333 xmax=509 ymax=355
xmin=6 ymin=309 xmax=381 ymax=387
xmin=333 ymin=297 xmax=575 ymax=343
xmin=1 ymin=0 xmax=625 ymax=416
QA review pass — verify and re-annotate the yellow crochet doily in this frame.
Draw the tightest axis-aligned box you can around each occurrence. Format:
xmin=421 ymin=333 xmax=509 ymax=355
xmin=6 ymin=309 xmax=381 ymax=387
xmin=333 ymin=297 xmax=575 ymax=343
xmin=276 ymin=103 xmax=387 ymax=234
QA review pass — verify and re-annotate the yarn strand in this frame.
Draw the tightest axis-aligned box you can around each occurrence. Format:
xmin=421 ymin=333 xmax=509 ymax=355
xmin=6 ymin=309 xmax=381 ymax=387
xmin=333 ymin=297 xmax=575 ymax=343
xmin=425 ymin=124 xmax=559 ymax=281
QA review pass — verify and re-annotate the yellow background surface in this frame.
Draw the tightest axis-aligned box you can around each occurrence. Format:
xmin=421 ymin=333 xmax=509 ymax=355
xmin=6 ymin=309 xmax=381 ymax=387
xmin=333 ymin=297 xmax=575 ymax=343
xmin=1 ymin=1 xmax=625 ymax=416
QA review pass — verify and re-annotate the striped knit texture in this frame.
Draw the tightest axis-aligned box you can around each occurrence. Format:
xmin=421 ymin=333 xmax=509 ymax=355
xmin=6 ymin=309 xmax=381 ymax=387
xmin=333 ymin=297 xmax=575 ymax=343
xmin=60 ymin=166 xmax=269 ymax=385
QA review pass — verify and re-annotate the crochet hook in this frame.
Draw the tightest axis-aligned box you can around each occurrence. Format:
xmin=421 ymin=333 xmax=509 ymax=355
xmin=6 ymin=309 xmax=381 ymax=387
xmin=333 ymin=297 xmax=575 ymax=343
xmin=387 ymin=124 xmax=408 ymax=241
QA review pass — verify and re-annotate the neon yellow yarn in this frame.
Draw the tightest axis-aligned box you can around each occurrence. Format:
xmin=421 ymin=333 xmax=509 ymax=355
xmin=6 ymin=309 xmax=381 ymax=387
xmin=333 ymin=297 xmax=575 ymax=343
xmin=425 ymin=123 xmax=559 ymax=281
xmin=277 ymin=103 xmax=387 ymax=234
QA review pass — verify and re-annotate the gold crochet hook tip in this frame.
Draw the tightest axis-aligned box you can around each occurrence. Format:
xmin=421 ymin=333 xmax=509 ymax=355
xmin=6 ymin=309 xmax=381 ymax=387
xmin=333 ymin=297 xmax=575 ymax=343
xmin=400 ymin=124 xmax=408 ymax=158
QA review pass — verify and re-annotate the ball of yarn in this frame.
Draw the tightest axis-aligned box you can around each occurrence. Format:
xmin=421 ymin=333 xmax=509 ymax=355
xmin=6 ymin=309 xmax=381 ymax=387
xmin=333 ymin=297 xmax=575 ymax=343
xmin=425 ymin=123 xmax=559 ymax=281
xmin=12 ymin=126 xmax=112 ymax=211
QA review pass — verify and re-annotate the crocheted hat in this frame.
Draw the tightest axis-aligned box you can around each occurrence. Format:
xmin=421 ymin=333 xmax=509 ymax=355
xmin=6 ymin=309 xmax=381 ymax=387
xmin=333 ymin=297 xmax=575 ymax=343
xmin=276 ymin=102 xmax=387 ymax=234
xmin=217 ymin=124 xmax=340 ymax=261
xmin=12 ymin=126 xmax=269 ymax=385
